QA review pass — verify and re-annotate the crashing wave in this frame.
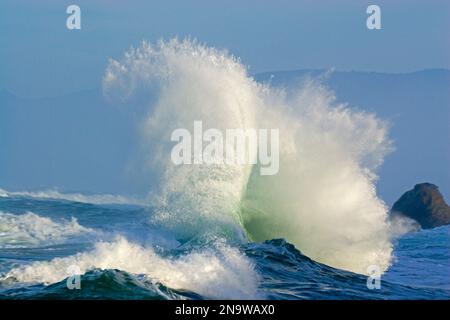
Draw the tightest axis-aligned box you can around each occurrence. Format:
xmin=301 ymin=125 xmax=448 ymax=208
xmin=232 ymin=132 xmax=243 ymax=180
xmin=1 ymin=236 xmax=260 ymax=299
xmin=102 ymin=38 xmax=394 ymax=274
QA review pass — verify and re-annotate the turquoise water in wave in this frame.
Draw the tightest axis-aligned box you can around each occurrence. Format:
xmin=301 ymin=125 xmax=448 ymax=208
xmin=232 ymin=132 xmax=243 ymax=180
xmin=0 ymin=194 xmax=449 ymax=299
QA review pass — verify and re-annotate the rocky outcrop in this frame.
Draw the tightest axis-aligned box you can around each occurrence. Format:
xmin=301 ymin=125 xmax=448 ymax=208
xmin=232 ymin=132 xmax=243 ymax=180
xmin=391 ymin=183 xmax=450 ymax=229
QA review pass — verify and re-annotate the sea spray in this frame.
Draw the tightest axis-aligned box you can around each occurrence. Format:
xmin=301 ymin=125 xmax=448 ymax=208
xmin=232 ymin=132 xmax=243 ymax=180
xmin=241 ymin=80 xmax=394 ymax=273
xmin=103 ymin=38 xmax=393 ymax=274
xmin=104 ymin=39 xmax=260 ymax=242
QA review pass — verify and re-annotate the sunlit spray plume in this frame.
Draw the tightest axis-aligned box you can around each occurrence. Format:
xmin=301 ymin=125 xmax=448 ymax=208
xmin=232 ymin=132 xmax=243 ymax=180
xmin=103 ymin=38 xmax=394 ymax=274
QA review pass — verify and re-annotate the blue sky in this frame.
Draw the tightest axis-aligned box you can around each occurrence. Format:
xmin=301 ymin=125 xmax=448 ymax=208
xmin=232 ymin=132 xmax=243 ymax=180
xmin=0 ymin=0 xmax=449 ymax=98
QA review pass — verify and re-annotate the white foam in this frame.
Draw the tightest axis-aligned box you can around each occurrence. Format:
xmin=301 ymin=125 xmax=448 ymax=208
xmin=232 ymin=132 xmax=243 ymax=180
xmin=1 ymin=236 xmax=260 ymax=299
xmin=0 ymin=211 xmax=94 ymax=248
xmin=0 ymin=188 xmax=8 ymax=198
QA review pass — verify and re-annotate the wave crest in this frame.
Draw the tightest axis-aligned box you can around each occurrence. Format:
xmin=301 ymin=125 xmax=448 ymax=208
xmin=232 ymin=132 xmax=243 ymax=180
xmin=1 ymin=236 xmax=260 ymax=299
xmin=0 ymin=211 xmax=93 ymax=248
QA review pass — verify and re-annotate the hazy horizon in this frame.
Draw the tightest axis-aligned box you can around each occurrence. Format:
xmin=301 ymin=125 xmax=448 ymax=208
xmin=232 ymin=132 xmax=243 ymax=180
xmin=1 ymin=0 xmax=449 ymax=97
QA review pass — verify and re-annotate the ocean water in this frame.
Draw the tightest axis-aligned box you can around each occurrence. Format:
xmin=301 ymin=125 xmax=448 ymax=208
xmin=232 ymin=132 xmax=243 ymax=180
xmin=0 ymin=192 xmax=448 ymax=300
xmin=0 ymin=39 xmax=448 ymax=300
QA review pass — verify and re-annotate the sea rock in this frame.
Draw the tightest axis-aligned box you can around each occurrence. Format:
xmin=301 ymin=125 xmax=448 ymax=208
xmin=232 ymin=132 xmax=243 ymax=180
xmin=391 ymin=183 xmax=450 ymax=229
